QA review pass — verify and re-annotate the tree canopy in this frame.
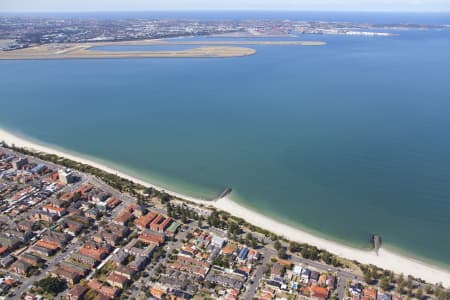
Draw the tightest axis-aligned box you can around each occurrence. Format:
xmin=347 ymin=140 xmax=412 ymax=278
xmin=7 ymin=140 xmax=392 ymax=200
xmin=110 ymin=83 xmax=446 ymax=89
xmin=35 ymin=276 xmax=65 ymax=295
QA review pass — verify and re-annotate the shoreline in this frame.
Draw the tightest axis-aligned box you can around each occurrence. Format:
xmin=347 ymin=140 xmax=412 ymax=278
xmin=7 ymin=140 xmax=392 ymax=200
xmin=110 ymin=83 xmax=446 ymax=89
xmin=0 ymin=45 xmax=257 ymax=60
xmin=0 ymin=40 xmax=326 ymax=60
xmin=0 ymin=127 xmax=449 ymax=287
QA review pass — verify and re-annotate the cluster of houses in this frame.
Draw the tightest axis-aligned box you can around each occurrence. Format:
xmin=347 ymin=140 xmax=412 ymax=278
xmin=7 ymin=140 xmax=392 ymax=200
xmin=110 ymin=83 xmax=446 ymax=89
xmin=0 ymin=152 xmax=80 ymax=281
xmin=206 ymin=241 xmax=261 ymax=300
xmin=62 ymin=202 xmax=180 ymax=299
xmin=0 ymin=149 xmax=341 ymax=300
xmin=255 ymin=261 xmax=337 ymax=300
xmin=0 ymin=275 xmax=15 ymax=295
xmin=113 ymin=204 xmax=178 ymax=237
xmin=0 ymin=149 xmax=183 ymax=299
xmin=348 ymin=283 xmax=404 ymax=300
xmin=147 ymin=228 xmax=261 ymax=300
xmin=53 ymin=240 xmax=113 ymax=285
xmin=0 ymin=154 xmax=66 ymax=216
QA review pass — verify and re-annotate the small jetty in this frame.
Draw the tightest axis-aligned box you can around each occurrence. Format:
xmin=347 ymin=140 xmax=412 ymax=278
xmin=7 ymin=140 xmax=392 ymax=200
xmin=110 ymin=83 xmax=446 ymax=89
xmin=212 ymin=187 xmax=232 ymax=201
xmin=371 ymin=234 xmax=382 ymax=255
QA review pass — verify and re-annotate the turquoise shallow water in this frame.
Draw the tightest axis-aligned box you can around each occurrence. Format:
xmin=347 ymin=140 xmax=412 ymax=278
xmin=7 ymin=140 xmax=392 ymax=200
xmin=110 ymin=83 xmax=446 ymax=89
xmin=1 ymin=15 xmax=450 ymax=268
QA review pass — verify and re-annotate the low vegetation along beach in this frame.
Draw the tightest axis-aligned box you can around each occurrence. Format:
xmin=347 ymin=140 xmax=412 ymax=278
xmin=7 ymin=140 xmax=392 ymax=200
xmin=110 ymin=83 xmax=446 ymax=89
xmin=1 ymin=127 xmax=449 ymax=288
xmin=0 ymin=39 xmax=325 ymax=60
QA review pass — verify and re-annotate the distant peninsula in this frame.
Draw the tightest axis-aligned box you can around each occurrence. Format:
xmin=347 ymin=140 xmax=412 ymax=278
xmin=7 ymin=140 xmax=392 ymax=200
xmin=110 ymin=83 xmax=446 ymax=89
xmin=0 ymin=40 xmax=326 ymax=60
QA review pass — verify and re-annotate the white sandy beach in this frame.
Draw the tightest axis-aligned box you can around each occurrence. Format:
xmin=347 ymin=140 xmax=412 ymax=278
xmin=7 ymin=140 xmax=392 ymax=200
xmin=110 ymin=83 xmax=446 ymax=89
xmin=1 ymin=127 xmax=449 ymax=287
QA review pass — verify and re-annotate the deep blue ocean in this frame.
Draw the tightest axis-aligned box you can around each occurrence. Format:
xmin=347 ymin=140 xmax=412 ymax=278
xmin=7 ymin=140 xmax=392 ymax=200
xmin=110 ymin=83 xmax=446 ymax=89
xmin=1 ymin=12 xmax=450 ymax=268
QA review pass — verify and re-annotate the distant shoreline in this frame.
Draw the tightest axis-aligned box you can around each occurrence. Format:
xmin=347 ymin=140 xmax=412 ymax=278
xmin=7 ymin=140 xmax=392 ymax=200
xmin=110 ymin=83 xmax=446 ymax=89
xmin=1 ymin=127 xmax=449 ymax=287
xmin=0 ymin=39 xmax=325 ymax=60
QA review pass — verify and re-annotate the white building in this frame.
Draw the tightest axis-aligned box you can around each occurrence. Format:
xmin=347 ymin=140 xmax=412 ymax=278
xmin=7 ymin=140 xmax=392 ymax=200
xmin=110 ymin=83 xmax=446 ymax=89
xmin=211 ymin=234 xmax=226 ymax=248
xmin=58 ymin=168 xmax=75 ymax=184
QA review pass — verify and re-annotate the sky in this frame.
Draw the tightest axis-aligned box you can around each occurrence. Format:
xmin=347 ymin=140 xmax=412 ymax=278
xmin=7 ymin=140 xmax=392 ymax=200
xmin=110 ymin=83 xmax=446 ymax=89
xmin=1 ymin=0 xmax=450 ymax=12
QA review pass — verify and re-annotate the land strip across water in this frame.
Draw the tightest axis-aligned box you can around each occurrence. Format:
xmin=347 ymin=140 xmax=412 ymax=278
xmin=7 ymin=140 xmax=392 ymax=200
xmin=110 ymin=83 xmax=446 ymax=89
xmin=0 ymin=39 xmax=326 ymax=60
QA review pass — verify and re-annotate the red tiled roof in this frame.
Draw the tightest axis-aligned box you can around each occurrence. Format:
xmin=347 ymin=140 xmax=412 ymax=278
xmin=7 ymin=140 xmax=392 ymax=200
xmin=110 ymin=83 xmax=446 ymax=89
xmin=60 ymin=192 xmax=75 ymax=201
xmin=43 ymin=204 xmax=66 ymax=213
xmin=106 ymin=273 xmax=128 ymax=285
xmin=36 ymin=240 xmax=60 ymax=250
xmin=0 ymin=246 xmax=9 ymax=256
xmin=139 ymin=231 xmax=165 ymax=245
xmin=311 ymin=285 xmax=329 ymax=300
xmin=223 ymin=244 xmax=236 ymax=255
xmin=134 ymin=212 xmax=157 ymax=229
xmin=79 ymin=245 xmax=109 ymax=261
xmin=363 ymin=288 xmax=377 ymax=300
xmin=114 ymin=211 xmax=132 ymax=224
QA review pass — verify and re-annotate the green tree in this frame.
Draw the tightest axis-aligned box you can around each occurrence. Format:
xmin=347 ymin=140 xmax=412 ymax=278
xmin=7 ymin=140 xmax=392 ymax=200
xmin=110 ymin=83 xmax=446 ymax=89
xmin=379 ymin=276 xmax=391 ymax=291
xmin=439 ymin=291 xmax=450 ymax=300
xmin=160 ymin=193 xmax=171 ymax=204
xmin=166 ymin=202 xmax=173 ymax=217
xmin=227 ymin=221 xmax=241 ymax=238
xmin=213 ymin=255 xmax=229 ymax=268
xmin=246 ymin=233 xmax=253 ymax=243
xmin=434 ymin=287 xmax=442 ymax=298
xmin=321 ymin=251 xmax=332 ymax=264
xmin=363 ymin=270 xmax=372 ymax=284
xmin=35 ymin=276 xmax=65 ymax=296
xmin=181 ymin=212 xmax=187 ymax=224
xmin=288 ymin=241 xmax=301 ymax=253
xmin=274 ymin=240 xmax=282 ymax=251
xmin=416 ymin=288 xmax=423 ymax=300
xmin=278 ymin=247 xmax=288 ymax=259
xmin=208 ymin=211 xmax=221 ymax=228
xmin=396 ymin=281 xmax=406 ymax=295
xmin=406 ymin=277 xmax=413 ymax=290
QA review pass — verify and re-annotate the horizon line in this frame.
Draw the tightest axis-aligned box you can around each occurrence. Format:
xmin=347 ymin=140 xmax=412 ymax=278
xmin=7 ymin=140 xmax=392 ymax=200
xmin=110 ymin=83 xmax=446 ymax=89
xmin=2 ymin=9 xmax=450 ymax=14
